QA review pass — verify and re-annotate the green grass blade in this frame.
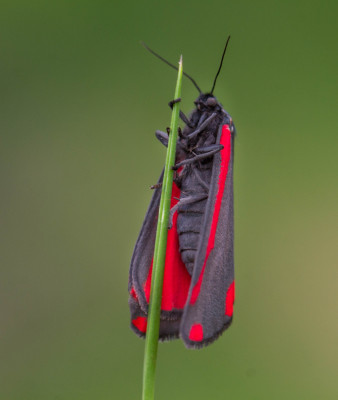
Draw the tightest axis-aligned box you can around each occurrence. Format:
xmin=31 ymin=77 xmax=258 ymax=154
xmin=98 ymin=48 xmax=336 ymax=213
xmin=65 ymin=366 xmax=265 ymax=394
xmin=142 ymin=56 xmax=183 ymax=400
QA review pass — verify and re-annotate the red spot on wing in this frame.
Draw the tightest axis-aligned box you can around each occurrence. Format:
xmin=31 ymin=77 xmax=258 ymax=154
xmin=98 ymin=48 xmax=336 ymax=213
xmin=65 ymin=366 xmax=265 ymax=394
xmin=225 ymin=281 xmax=235 ymax=316
xmin=130 ymin=286 xmax=138 ymax=300
xmin=189 ymin=323 xmax=204 ymax=341
xmin=144 ymin=182 xmax=191 ymax=311
xmin=190 ymin=125 xmax=232 ymax=304
xmin=132 ymin=316 xmax=147 ymax=333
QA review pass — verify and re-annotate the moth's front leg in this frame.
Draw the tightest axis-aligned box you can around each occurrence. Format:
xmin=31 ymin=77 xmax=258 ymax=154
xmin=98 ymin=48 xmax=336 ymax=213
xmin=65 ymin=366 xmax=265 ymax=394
xmin=173 ymin=144 xmax=224 ymax=170
xmin=168 ymin=98 xmax=194 ymax=128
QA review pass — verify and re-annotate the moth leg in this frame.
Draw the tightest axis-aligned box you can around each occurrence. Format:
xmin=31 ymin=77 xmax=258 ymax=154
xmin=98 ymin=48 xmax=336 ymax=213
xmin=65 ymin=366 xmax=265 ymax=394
xmin=168 ymin=194 xmax=208 ymax=229
xmin=150 ymin=182 xmax=162 ymax=190
xmin=156 ymin=129 xmax=189 ymax=161
xmin=168 ymin=99 xmax=194 ymax=128
xmin=187 ymin=113 xmax=217 ymax=139
xmin=195 ymin=144 xmax=224 ymax=154
xmin=155 ymin=130 xmax=169 ymax=147
xmin=155 ymin=126 xmax=184 ymax=147
xmin=173 ymin=145 xmax=223 ymax=170
xmin=168 ymin=98 xmax=181 ymax=108
xmin=179 ymin=111 xmax=194 ymax=128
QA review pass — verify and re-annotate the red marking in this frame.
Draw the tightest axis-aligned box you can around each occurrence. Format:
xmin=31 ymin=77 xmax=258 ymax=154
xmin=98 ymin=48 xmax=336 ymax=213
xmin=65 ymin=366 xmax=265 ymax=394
xmin=190 ymin=125 xmax=232 ymax=304
xmin=130 ymin=286 xmax=138 ymax=299
xmin=144 ymin=182 xmax=191 ymax=311
xmin=225 ymin=281 xmax=235 ymax=316
xmin=189 ymin=323 xmax=204 ymax=341
xmin=144 ymin=261 xmax=153 ymax=302
xmin=132 ymin=316 xmax=147 ymax=333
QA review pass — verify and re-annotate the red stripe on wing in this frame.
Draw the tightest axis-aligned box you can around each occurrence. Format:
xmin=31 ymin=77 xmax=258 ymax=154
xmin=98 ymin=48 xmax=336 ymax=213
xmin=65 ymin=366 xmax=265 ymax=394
xmin=144 ymin=182 xmax=191 ymax=311
xmin=190 ymin=125 xmax=232 ymax=304
xmin=225 ymin=280 xmax=235 ymax=316
xmin=130 ymin=286 xmax=138 ymax=299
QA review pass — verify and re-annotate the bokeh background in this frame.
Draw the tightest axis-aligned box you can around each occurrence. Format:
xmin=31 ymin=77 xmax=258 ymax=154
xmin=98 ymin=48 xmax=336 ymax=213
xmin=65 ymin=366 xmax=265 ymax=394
xmin=1 ymin=1 xmax=338 ymax=399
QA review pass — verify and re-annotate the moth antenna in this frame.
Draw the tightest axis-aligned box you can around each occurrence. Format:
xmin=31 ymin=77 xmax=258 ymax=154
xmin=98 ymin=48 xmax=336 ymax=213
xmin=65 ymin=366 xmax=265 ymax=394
xmin=210 ymin=36 xmax=231 ymax=94
xmin=141 ymin=41 xmax=202 ymax=94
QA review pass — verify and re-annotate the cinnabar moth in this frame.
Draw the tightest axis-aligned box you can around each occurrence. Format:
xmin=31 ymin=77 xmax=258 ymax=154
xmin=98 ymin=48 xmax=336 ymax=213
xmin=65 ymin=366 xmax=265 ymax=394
xmin=129 ymin=37 xmax=235 ymax=348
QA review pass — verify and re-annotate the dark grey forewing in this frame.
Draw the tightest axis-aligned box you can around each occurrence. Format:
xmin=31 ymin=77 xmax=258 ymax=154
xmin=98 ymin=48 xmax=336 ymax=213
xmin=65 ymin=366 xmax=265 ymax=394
xmin=180 ymin=121 xmax=234 ymax=348
xmin=129 ymin=170 xmax=182 ymax=340
xmin=129 ymin=171 xmax=163 ymax=313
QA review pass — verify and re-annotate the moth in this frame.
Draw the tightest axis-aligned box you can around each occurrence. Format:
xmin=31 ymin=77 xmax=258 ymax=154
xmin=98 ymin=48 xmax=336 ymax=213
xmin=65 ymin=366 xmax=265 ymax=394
xmin=129 ymin=37 xmax=235 ymax=348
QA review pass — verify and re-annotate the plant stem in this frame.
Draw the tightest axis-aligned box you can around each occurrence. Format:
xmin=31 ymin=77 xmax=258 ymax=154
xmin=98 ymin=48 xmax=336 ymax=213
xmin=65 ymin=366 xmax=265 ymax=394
xmin=142 ymin=56 xmax=183 ymax=400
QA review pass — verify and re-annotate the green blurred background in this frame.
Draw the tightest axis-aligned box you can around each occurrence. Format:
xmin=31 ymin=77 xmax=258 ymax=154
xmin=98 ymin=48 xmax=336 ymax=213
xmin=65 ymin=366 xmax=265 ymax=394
xmin=1 ymin=1 xmax=337 ymax=399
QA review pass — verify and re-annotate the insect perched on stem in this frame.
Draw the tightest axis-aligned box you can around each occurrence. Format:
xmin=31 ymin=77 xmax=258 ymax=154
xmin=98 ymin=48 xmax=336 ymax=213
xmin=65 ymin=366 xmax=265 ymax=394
xmin=129 ymin=37 xmax=235 ymax=348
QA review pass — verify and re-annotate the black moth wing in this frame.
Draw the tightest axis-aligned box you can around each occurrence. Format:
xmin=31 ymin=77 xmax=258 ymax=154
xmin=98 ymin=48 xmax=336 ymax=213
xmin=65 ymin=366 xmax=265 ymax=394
xmin=129 ymin=171 xmax=181 ymax=340
xmin=129 ymin=171 xmax=162 ymax=313
xmin=180 ymin=117 xmax=235 ymax=348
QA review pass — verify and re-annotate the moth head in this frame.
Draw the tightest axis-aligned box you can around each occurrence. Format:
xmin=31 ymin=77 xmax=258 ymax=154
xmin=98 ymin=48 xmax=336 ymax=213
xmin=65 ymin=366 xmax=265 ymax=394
xmin=194 ymin=93 xmax=220 ymax=112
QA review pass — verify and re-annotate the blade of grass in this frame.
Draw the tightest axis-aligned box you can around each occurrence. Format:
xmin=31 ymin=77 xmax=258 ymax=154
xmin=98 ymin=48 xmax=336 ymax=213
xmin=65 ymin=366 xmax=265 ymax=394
xmin=142 ymin=56 xmax=183 ymax=400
